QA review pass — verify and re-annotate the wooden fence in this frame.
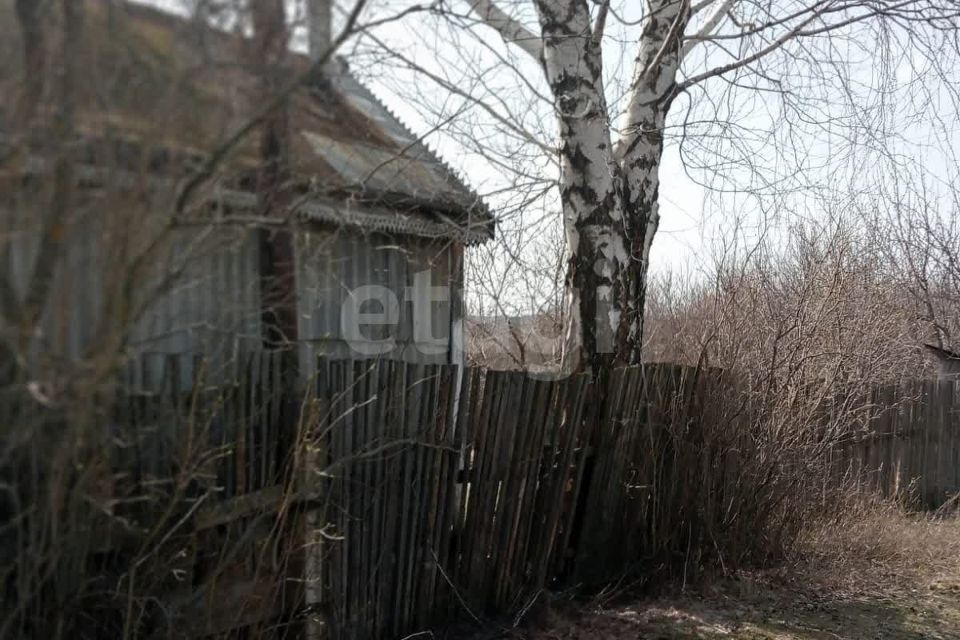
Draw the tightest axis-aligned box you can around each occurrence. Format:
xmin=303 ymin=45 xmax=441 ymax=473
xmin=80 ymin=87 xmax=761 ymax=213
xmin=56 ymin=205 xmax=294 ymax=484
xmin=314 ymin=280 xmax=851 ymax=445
xmin=311 ymin=363 xmax=960 ymax=639
xmin=314 ymin=361 xmax=592 ymax=638
xmin=311 ymin=360 xmax=724 ymax=640
xmin=833 ymin=378 xmax=960 ymax=509
xmin=113 ymin=350 xmax=291 ymax=503
xmin=7 ymin=352 xmax=959 ymax=638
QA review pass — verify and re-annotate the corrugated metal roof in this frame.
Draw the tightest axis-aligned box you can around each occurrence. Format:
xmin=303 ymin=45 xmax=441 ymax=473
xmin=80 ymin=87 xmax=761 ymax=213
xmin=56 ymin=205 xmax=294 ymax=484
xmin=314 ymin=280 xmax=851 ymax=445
xmin=0 ymin=0 xmax=495 ymax=243
xmin=219 ymin=189 xmax=492 ymax=246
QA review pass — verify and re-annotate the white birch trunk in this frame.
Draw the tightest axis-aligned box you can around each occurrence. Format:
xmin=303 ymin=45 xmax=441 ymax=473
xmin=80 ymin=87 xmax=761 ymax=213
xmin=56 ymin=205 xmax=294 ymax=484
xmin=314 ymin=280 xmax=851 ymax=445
xmin=610 ymin=0 xmax=690 ymax=364
xmin=533 ymin=0 xmax=689 ymax=369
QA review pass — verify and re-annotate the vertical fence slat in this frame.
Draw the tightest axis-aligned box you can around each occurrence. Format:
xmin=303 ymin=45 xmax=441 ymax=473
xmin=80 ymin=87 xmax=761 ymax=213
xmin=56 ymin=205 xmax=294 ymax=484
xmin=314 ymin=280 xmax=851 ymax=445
xmin=99 ymin=350 xmax=960 ymax=640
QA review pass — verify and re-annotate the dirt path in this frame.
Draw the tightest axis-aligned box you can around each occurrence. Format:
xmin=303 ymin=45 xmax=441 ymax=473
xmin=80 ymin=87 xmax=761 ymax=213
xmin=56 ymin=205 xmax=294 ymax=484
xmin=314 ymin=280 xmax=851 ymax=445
xmin=528 ymin=572 xmax=960 ymax=639
xmin=498 ymin=515 xmax=960 ymax=640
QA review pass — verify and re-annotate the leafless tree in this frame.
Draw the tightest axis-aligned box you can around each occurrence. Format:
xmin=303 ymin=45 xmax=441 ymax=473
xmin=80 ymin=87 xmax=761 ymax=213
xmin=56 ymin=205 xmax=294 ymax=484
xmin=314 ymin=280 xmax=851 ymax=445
xmin=861 ymin=163 xmax=960 ymax=355
xmin=363 ymin=0 xmax=960 ymax=370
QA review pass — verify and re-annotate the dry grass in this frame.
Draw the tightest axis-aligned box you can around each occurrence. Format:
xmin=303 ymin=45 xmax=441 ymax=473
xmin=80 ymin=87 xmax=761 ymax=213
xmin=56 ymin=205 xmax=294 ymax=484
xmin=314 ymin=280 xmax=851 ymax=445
xmin=460 ymin=497 xmax=960 ymax=640
xmin=793 ymin=494 xmax=960 ymax=597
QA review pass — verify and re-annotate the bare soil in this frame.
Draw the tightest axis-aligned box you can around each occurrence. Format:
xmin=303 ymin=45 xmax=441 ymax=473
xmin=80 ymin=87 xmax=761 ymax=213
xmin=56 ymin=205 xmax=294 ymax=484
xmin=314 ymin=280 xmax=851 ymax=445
xmin=476 ymin=511 xmax=960 ymax=640
xmin=521 ymin=570 xmax=960 ymax=639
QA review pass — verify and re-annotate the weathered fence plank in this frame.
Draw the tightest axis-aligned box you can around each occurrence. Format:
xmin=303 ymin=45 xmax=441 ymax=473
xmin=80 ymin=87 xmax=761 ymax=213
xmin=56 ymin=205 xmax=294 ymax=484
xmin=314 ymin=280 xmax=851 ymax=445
xmin=834 ymin=377 xmax=960 ymax=509
xmin=93 ymin=353 xmax=960 ymax=638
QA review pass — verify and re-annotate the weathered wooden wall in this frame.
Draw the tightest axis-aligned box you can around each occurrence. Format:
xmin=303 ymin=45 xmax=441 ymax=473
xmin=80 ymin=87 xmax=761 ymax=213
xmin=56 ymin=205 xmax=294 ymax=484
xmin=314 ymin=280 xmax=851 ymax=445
xmin=832 ymin=378 xmax=960 ymax=509
xmin=296 ymin=231 xmax=460 ymax=374
xmin=0 ymin=195 xmax=463 ymax=379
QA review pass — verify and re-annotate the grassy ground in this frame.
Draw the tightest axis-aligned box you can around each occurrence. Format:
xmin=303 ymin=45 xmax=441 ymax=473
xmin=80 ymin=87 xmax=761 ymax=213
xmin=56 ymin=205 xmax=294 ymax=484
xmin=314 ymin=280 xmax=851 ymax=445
xmin=484 ymin=505 xmax=960 ymax=640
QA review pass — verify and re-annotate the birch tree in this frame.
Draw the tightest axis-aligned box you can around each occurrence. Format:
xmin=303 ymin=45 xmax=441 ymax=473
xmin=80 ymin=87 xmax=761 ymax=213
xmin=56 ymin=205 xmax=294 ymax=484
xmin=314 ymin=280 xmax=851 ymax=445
xmin=366 ymin=0 xmax=960 ymax=370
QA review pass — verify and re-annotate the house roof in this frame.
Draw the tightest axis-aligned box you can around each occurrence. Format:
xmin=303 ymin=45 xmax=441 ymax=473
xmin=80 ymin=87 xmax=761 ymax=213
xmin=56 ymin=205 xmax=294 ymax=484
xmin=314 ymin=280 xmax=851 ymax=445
xmin=924 ymin=343 xmax=960 ymax=361
xmin=0 ymin=0 xmax=494 ymax=244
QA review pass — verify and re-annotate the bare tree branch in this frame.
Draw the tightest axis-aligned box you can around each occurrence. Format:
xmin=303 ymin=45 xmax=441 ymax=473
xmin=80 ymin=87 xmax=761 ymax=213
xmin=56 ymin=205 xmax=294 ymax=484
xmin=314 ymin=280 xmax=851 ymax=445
xmin=174 ymin=0 xmax=374 ymax=215
xmin=681 ymin=0 xmax=736 ymax=58
xmin=467 ymin=0 xmax=544 ymax=60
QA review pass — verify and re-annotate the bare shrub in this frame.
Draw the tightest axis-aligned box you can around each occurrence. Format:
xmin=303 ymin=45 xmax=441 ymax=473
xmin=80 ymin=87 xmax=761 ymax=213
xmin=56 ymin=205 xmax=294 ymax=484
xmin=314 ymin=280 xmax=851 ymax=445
xmin=0 ymin=358 xmax=318 ymax=638
xmin=631 ymin=215 xmax=943 ymax=577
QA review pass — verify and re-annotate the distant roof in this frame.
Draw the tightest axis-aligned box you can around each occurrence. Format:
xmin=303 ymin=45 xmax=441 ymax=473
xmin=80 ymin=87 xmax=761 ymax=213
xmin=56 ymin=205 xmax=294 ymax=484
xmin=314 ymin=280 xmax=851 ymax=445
xmin=0 ymin=0 xmax=494 ymax=244
xmin=924 ymin=343 xmax=960 ymax=360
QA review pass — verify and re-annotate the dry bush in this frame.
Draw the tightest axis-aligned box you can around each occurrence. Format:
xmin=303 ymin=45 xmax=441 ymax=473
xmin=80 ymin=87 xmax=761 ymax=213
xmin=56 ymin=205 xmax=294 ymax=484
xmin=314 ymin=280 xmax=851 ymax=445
xmin=645 ymin=220 xmax=931 ymax=384
xmin=632 ymin=217 xmax=946 ymax=579
xmin=465 ymin=313 xmax=564 ymax=370
xmin=1 ymin=379 xmax=280 ymax=638
xmin=0 ymin=347 xmax=332 ymax=639
xmin=642 ymin=371 xmax=854 ymax=575
xmin=790 ymin=493 xmax=960 ymax=595
xmin=862 ymin=169 xmax=960 ymax=355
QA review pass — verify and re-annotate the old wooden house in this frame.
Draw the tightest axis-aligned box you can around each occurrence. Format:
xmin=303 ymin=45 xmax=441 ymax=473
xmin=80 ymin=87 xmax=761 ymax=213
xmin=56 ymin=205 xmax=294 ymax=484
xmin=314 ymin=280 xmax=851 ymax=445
xmin=1 ymin=2 xmax=498 ymax=635
xmin=0 ymin=0 xmax=493 ymax=384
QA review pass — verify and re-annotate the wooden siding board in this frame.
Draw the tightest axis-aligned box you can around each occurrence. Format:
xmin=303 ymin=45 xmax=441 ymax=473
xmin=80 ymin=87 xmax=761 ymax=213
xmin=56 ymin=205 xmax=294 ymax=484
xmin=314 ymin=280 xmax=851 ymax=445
xmin=297 ymin=231 xmax=457 ymax=368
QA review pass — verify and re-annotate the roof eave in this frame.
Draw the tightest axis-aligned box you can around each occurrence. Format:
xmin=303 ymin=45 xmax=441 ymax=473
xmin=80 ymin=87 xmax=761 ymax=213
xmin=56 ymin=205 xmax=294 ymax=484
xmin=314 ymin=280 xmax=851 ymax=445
xmin=218 ymin=189 xmax=494 ymax=245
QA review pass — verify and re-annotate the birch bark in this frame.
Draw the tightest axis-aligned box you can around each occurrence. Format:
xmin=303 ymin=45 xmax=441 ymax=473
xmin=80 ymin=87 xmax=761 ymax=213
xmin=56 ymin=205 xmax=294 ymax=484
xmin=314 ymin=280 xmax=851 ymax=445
xmin=531 ymin=0 xmax=690 ymax=369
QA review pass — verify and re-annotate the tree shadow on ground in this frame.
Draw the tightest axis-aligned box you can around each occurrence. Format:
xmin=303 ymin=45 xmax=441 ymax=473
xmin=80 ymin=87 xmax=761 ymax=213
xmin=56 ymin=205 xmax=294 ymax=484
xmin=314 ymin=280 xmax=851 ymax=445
xmin=445 ymin=572 xmax=960 ymax=640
